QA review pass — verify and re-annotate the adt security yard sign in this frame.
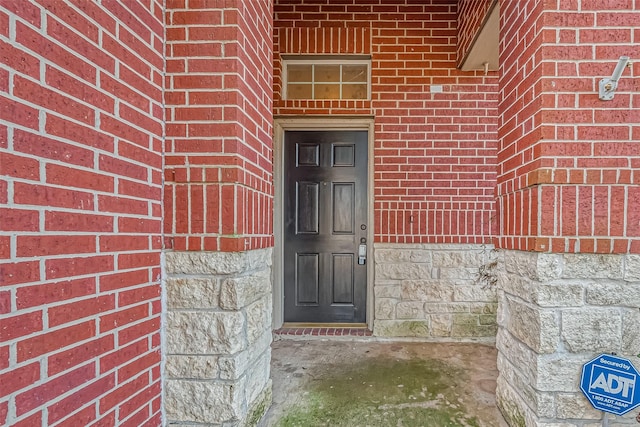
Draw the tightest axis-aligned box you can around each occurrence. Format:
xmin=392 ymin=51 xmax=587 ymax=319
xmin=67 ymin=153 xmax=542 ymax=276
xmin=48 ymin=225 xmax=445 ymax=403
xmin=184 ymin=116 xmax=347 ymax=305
xmin=580 ymin=354 xmax=640 ymax=416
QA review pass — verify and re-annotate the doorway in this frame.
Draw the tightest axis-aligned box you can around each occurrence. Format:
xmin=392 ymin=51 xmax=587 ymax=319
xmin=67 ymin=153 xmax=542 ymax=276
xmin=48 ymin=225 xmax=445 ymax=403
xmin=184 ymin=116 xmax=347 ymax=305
xmin=282 ymin=130 xmax=368 ymax=323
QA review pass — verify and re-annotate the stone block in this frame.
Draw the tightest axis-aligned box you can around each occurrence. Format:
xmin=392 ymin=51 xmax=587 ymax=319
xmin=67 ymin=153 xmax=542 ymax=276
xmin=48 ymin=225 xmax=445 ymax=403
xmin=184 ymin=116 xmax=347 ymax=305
xmin=424 ymin=302 xmax=469 ymax=313
xmin=374 ymin=298 xmax=396 ymax=320
xmin=401 ymin=280 xmax=454 ymax=301
xmin=562 ymin=254 xmax=623 ymax=279
xmin=496 ymin=328 xmax=537 ymax=385
xmin=166 ymin=311 xmax=245 ymax=354
xmin=373 ymin=320 xmax=430 ymax=337
xmin=561 ymin=308 xmax=621 ymax=352
xmin=498 ymin=379 xmax=554 ymax=420
xmin=496 ymin=290 xmax=508 ymax=327
xmin=535 ymin=253 xmax=563 ymax=281
xmin=241 ymin=380 xmax=272 ymax=427
xmin=538 ymin=311 xmax=561 ymax=354
xmin=432 ymin=250 xmax=484 ymax=268
xmin=453 ymin=284 xmax=497 ymax=302
xmin=534 ymin=391 xmax=556 ymax=419
xmin=440 ymin=267 xmax=478 ymax=280
xmin=497 ymin=352 xmax=537 ymax=409
xmin=451 ymin=313 xmax=496 ymax=337
xmin=410 ymin=249 xmax=432 ymax=263
xmin=219 ymin=332 xmax=271 ymax=381
xmin=246 ymin=294 xmax=271 ymax=346
xmin=533 ymin=282 xmax=584 ymax=307
xmin=429 ymin=314 xmax=452 ymax=337
xmin=374 ymin=248 xmax=413 ymax=263
xmin=167 ymin=277 xmax=220 ymax=309
xmin=625 ymin=254 xmax=640 ymax=281
xmin=165 ymin=248 xmax=272 ymax=275
xmin=165 ymin=380 xmax=238 ymax=424
xmin=166 ymin=355 xmax=219 ymax=379
xmin=503 ymin=250 xmax=539 ymax=280
xmin=504 ymin=296 xmax=560 ymax=354
xmin=622 ymin=309 xmax=640 ymax=355
xmin=375 ymin=263 xmax=432 ymax=280
xmin=220 ymin=269 xmax=271 ymax=310
xmin=396 ymin=301 xmax=424 ymax=319
xmin=374 ymin=284 xmax=401 ymax=299
xmin=496 ymin=379 xmax=535 ymax=427
xmin=585 ymin=281 xmax=640 ymax=307
xmin=502 ymin=251 xmax=563 ymax=282
xmin=243 ymin=350 xmax=271 ymax=406
xmin=479 ymin=314 xmax=497 ymax=325
xmin=535 ymin=355 xmax=590 ymax=392
xmin=469 ymin=302 xmax=498 ymax=314
xmin=453 ymin=313 xmax=477 ymax=326
xmin=451 ymin=322 xmax=497 ymax=338
xmin=555 ymin=393 xmax=602 ymax=420
xmin=497 ymin=270 xmax=534 ymax=302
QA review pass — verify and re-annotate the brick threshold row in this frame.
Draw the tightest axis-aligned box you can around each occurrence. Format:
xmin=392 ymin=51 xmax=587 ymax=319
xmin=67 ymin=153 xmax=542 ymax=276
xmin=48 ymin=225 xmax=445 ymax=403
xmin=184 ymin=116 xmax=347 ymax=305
xmin=273 ymin=327 xmax=373 ymax=337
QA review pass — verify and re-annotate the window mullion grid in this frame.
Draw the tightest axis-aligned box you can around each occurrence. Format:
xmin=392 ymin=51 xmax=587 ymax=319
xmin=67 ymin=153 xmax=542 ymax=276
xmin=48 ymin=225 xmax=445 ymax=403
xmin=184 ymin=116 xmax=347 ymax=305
xmin=339 ymin=64 xmax=343 ymax=100
xmin=311 ymin=64 xmax=315 ymax=99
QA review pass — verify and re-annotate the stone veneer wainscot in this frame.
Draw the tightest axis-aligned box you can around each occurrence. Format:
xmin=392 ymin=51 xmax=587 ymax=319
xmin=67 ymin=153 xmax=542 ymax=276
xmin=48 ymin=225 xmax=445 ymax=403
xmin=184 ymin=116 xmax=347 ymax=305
xmin=496 ymin=251 xmax=640 ymax=426
xmin=164 ymin=249 xmax=273 ymax=426
xmin=373 ymin=243 xmax=499 ymax=339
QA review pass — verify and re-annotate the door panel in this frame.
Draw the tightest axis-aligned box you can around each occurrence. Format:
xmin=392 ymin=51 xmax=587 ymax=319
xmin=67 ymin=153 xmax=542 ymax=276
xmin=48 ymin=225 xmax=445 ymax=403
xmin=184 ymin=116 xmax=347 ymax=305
xmin=296 ymin=182 xmax=319 ymax=234
xmin=296 ymin=253 xmax=319 ymax=304
xmin=332 ymin=183 xmax=354 ymax=234
xmin=332 ymin=254 xmax=354 ymax=304
xmin=284 ymin=130 xmax=368 ymax=323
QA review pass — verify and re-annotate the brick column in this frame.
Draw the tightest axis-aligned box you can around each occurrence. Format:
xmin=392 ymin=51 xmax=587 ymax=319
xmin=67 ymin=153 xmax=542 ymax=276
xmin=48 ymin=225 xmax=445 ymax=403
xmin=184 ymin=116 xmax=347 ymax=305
xmin=495 ymin=1 xmax=640 ymax=425
xmin=164 ymin=0 xmax=274 ymax=425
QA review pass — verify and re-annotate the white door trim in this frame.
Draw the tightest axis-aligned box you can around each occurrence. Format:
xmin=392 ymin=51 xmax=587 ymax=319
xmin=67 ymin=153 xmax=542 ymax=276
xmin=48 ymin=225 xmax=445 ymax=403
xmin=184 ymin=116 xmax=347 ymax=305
xmin=273 ymin=117 xmax=375 ymax=330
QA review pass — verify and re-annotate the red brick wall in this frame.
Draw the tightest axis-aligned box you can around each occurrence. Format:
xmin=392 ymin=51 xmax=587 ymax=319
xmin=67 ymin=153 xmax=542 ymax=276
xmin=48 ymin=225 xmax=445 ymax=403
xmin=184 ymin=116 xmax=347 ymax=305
xmin=496 ymin=1 xmax=640 ymax=253
xmin=274 ymin=0 xmax=499 ymax=244
xmin=165 ymin=0 xmax=274 ymax=253
xmin=0 ymin=1 xmax=163 ymax=425
xmin=456 ymin=0 xmax=495 ymax=67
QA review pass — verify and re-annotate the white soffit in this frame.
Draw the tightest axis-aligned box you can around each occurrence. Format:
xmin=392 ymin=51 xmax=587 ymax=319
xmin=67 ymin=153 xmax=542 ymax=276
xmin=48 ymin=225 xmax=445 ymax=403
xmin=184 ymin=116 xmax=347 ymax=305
xmin=460 ymin=2 xmax=499 ymax=72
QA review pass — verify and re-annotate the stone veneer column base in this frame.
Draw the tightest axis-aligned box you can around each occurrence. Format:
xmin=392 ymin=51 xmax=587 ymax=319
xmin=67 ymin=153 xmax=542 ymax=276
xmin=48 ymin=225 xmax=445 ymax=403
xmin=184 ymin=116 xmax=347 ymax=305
xmin=164 ymin=249 xmax=273 ymax=426
xmin=497 ymin=250 xmax=640 ymax=427
xmin=373 ymin=243 xmax=499 ymax=340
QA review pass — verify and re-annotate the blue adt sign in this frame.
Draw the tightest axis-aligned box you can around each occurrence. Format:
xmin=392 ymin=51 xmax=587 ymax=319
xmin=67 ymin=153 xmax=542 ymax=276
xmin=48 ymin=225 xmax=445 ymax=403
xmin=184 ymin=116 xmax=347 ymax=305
xmin=580 ymin=354 xmax=640 ymax=416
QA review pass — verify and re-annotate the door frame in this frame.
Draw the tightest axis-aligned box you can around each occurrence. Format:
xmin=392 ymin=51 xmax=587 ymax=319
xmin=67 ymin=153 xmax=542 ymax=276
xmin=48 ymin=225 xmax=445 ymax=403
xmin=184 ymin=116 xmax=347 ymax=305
xmin=273 ymin=117 xmax=375 ymax=330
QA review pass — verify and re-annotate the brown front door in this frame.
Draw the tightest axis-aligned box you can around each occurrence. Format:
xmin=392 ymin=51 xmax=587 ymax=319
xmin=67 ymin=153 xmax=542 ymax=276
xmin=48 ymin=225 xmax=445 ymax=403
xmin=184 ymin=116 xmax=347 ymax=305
xmin=284 ymin=131 xmax=368 ymax=323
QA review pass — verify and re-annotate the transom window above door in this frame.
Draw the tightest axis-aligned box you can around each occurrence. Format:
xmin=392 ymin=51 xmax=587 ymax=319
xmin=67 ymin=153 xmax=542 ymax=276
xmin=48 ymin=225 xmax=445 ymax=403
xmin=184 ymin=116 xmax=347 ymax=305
xmin=283 ymin=57 xmax=370 ymax=100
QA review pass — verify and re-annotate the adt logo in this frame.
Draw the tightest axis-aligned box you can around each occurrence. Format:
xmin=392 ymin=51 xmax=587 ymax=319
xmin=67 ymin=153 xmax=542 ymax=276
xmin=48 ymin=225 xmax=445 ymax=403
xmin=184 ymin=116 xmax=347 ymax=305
xmin=580 ymin=354 xmax=640 ymax=416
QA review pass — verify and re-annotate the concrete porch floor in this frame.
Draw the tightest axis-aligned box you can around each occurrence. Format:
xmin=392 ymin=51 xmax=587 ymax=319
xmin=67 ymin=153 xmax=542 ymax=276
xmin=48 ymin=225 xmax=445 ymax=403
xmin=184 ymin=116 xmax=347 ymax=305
xmin=259 ymin=338 xmax=509 ymax=427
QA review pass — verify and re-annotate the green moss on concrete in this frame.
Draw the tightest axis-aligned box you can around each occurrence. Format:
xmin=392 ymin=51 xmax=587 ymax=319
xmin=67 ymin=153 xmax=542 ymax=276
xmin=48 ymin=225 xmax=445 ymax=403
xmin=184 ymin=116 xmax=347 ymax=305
xmin=276 ymin=358 xmax=480 ymax=427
